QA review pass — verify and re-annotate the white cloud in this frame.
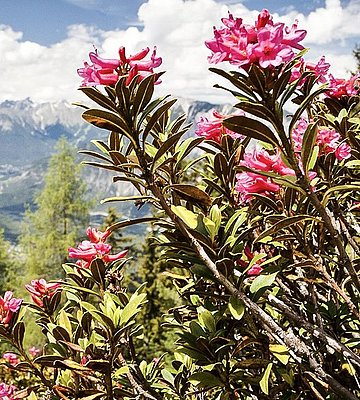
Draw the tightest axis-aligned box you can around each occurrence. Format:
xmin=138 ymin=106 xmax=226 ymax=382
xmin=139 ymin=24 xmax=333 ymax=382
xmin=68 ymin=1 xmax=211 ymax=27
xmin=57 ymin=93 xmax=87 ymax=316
xmin=0 ymin=0 xmax=359 ymax=105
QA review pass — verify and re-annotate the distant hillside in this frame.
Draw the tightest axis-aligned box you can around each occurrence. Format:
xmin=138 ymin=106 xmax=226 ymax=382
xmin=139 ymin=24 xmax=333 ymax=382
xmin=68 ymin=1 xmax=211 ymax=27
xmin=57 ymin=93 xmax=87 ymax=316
xmin=0 ymin=98 xmax=232 ymax=242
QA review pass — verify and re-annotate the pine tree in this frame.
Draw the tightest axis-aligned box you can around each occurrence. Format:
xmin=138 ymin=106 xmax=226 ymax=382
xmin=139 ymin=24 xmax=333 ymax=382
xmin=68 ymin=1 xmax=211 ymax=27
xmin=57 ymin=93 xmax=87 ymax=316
xmin=353 ymin=44 xmax=360 ymax=70
xmin=18 ymin=138 xmax=91 ymax=284
xmin=0 ymin=228 xmax=13 ymax=291
xmin=136 ymin=228 xmax=181 ymax=361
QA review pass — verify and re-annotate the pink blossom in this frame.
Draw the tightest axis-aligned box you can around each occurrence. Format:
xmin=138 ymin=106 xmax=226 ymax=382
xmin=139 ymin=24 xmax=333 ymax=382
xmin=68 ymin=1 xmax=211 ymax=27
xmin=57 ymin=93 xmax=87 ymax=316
xmin=252 ymin=24 xmax=294 ymax=68
xmin=291 ymin=119 xmax=352 ymax=161
xmin=240 ymin=149 xmax=294 ymax=176
xmin=206 ymin=9 xmax=306 ymax=70
xmin=0 ymin=292 xmax=22 ymax=326
xmin=236 ymin=246 xmax=264 ymax=276
xmin=282 ymin=21 xmax=307 ymax=50
xmin=2 ymin=353 xmax=19 ymax=367
xmin=235 ymin=171 xmax=280 ymax=203
xmin=28 ymin=347 xmax=41 ymax=357
xmin=68 ymin=227 xmax=128 ymax=267
xmin=25 ymin=279 xmax=61 ymax=308
xmin=78 ymin=46 xmax=162 ymax=87
xmin=195 ymin=110 xmax=244 ymax=142
xmin=327 ymin=73 xmax=360 ymax=98
xmin=86 ymin=227 xmax=111 ymax=243
xmin=0 ymin=383 xmax=16 ymax=400
xmin=335 ymin=142 xmax=352 ymax=160
xmin=247 ymin=264 xmax=264 ymax=276
xmin=290 ymin=56 xmax=330 ymax=86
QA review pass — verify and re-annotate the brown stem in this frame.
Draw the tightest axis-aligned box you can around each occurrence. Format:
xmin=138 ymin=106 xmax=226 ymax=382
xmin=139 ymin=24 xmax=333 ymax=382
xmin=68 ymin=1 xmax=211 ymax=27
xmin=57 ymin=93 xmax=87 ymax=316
xmin=268 ymin=294 xmax=360 ymax=368
xmin=147 ymin=181 xmax=357 ymax=399
xmin=117 ymin=352 xmax=158 ymax=400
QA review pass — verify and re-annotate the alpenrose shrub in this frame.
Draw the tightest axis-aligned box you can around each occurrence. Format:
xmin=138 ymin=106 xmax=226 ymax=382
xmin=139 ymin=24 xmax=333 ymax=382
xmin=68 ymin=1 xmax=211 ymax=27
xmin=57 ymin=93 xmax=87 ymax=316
xmin=1 ymin=8 xmax=360 ymax=400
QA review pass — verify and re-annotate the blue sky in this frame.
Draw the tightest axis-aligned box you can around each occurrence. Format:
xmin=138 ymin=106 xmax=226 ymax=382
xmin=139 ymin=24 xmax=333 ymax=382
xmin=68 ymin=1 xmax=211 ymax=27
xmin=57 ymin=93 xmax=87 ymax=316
xmin=0 ymin=0 xmax=359 ymax=104
xmin=0 ymin=0 xmax=339 ymax=45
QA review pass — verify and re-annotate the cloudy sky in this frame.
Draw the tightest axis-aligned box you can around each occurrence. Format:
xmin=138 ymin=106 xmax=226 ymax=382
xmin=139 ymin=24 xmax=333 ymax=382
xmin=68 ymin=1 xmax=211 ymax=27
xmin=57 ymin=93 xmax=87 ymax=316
xmin=1 ymin=0 xmax=359 ymax=104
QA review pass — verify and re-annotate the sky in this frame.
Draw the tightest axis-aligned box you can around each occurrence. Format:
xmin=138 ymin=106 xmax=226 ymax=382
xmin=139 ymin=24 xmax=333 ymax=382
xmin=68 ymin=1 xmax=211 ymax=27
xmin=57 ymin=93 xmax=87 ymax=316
xmin=0 ymin=0 xmax=359 ymax=105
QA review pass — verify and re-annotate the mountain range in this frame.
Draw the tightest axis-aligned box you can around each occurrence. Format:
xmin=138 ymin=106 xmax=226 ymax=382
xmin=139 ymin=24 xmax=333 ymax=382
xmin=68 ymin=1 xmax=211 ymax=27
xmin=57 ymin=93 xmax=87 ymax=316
xmin=0 ymin=97 xmax=231 ymax=242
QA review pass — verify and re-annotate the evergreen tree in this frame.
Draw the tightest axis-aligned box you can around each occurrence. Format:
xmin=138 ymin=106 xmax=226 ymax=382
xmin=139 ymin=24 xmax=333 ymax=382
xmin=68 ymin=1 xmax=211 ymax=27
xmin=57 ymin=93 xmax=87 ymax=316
xmin=136 ymin=228 xmax=181 ymax=361
xmin=18 ymin=138 xmax=91 ymax=284
xmin=0 ymin=228 xmax=13 ymax=291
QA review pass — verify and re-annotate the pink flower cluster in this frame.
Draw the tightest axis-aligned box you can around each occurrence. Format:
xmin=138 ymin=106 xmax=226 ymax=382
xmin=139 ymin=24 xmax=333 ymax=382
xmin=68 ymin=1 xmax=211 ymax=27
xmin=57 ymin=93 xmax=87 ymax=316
xmin=0 ymin=292 xmax=22 ymax=327
xmin=68 ymin=227 xmax=128 ymax=268
xmin=2 ymin=353 xmax=19 ymax=367
xmin=292 ymin=117 xmax=352 ymax=160
xmin=78 ymin=46 xmax=162 ymax=87
xmin=195 ymin=110 xmax=243 ymax=143
xmin=0 ymin=383 xmax=16 ymax=400
xmin=327 ymin=73 xmax=360 ymax=98
xmin=235 ymin=148 xmax=295 ymax=202
xmin=290 ymin=56 xmax=330 ymax=85
xmin=236 ymin=246 xmax=264 ymax=276
xmin=206 ymin=9 xmax=306 ymax=69
xmin=25 ymin=279 xmax=62 ymax=308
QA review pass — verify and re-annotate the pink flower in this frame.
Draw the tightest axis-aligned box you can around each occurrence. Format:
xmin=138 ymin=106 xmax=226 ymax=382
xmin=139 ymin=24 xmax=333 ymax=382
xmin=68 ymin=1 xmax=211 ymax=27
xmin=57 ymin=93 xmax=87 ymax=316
xmin=290 ymin=56 xmax=330 ymax=86
xmin=327 ymin=73 xmax=360 ymax=98
xmin=68 ymin=227 xmax=128 ymax=267
xmin=206 ymin=9 xmax=306 ymax=70
xmin=236 ymin=246 xmax=264 ymax=276
xmin=0 ymin=292 xmax=22 ymax=326
xmin=2 ymin=353 xmax=19 ymax=367
xmin=195 ymin=110 xmax=244 ymax=143
xmin=334 ymin=142 xmax=352 ymax=160
xmin=253 ymin=24 xmax=294 ymax=68
xmin=282 ymin=20 xmax=306 ymax=50
xmin=240 ymin=149 xmax=294 ymax=176
xmin=28 ymin=347 xmax=41 ymax=357
xmin=78 ymin=46 xmax=162 ymax=87
xmin=0 ymin=383 xmax=16 ymax=400
xmin=235 ymin=171 xmax=280 ymax=203
xmin=25 ymin=279 xmax=61 ymax=308
xmin=291 ymin=119 xmax=352 ymax=160
xmin=86 ymin=227 xmax=111 ymax=243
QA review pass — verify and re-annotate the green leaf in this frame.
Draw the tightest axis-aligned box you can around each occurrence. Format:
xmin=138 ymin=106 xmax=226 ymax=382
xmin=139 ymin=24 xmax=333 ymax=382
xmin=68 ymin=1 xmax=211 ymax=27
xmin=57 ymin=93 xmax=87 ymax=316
xmin=254 ymin=215 xmax=318 ymax=243
xmin=289 ymin=84 xmax=328 ymax=134
xmin=132 ymin=74 xmax=155 ymax=116
xmin=170 ymin=184 xmax=212 ymax=208
xmin=189 ymin=371 xmax=224 ymax=388
xmin=322 ymin=183 xmax=360 ymax=205
xmin=120 ymin=286 xmax=147 ymax=326
xmin=58 ymin=310 xmax=72 ymax=337
xmin=171 ymin=205 xmax=198 ymax=229
xmin=151 ymin=130 xmax=187 ymax=171
xmin=301 ymin=123 xmax=318 ymax=174
xmin=209 ymin=68 xmax=256 ymax=98
xmin=250 ymin=272 xmax=278 ymax=294
xmin=269 ymin=344 xmax=290 ymax=365
xmin=228 ymin=296 xmax=245 ymax=320
xmin=142 ymin=98 xmax=177 ymax=140
xmin=107 ymin=217 xmax=159 ymax=232
xmin=79 ymin=87 xmax=118 ymax=113
xmin=259 ymin=362 xmax=273 ymax=395
xmin=198 ymin=308 xmax=216 ymax=332
xmin=224 ymin=115 xmax=279 ymax=146
xmin=82 ymin=109 xmax=137 ymax=146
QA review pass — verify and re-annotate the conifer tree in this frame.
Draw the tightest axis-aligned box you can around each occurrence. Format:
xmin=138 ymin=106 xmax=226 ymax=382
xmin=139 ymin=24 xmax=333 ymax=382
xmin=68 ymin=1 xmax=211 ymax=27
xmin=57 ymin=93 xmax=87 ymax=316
xmin=0 ymin=228 xmax=13 ymax=291
xmin=136 ymin=228 xmax=181 ymax=361
xmin=18 ymin=137 xmax=91 ymax=284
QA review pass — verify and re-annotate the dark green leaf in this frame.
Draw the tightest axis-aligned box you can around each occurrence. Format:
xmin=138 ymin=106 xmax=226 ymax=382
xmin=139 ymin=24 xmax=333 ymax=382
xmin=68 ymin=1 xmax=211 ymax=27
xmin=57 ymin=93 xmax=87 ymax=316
xmin=254 ymin=215 xmax=318 ymax=243
xmin=224 ymin=115 xmax=279 ymax=146
xmin=79 ymin=87 xmax=118 ymax=113
xmin=133 ymin=74 xmax=155 ymax=115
